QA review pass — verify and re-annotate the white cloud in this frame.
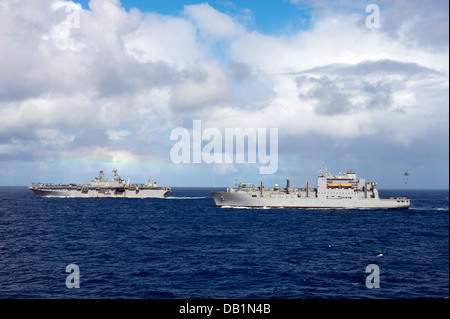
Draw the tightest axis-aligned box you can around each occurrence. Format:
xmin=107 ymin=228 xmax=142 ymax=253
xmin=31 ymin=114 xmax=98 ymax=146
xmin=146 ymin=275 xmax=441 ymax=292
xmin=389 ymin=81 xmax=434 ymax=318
xmin=124 ymin=12 xmax=201 ymax=66
xmin=184 ymin=3 xmax=245 ymax=40
xmin=0 ymin=0 xmax=447 ymax=187
xmin=170 ymin=59 xmax=232 ymax=111
xmin=106 ymin=129 xmax=130 ymax=140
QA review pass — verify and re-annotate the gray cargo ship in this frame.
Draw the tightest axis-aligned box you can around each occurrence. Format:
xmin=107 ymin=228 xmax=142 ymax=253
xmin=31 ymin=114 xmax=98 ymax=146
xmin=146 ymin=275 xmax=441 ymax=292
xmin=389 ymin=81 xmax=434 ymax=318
xmin=213 ymin=170 xmax=410 ymax=209
xmin=29 ymin=170 xmax=171 ymax=198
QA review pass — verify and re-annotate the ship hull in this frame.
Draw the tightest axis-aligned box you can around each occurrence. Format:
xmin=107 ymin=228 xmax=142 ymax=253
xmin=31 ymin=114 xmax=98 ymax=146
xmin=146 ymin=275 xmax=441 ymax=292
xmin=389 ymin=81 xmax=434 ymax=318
xmin=30 ymin=187 xmax=171 ymax=199
xmin=212 ymin=192 xmax=410 ymax=209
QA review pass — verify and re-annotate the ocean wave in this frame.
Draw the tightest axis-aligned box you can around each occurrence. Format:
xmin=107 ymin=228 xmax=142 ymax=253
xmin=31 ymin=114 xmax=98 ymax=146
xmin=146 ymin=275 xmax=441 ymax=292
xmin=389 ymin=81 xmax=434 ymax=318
xmin=410 ymin=207 xmax=449 ymax=211
xmin=166 ymin=196 xmax=208 ymax=200
xmin=219 ymin=206 xmax=277 ymax=210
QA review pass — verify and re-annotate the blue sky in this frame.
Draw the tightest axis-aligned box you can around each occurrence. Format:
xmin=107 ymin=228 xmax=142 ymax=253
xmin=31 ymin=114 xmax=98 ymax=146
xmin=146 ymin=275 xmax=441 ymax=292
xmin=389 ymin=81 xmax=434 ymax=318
xmin=0 ymin=0 xmax=448 ymax=189
xmin=74 ymin=0 xmax=314 ymax=34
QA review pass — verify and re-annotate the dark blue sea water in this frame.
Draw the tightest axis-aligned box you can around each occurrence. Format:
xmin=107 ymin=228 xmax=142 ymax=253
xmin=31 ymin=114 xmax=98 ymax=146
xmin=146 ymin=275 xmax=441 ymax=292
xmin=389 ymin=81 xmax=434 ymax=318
xmin=0 ymin=187 xmax=448 ymax=299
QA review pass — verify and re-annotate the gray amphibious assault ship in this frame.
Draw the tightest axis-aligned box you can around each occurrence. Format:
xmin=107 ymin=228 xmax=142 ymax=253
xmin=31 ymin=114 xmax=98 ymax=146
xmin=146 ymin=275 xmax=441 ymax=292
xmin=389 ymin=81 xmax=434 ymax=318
xmin=29 ymin=170 xmax=171 ymax=198
xmin=213 ymin=170 xmax=410 ymax=209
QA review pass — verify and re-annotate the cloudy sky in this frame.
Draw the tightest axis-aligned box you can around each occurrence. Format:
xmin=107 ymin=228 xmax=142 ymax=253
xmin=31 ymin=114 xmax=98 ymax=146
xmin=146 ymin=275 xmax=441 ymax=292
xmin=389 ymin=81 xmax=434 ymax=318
xmin=0 ymin=0 xmax=448 ymax=188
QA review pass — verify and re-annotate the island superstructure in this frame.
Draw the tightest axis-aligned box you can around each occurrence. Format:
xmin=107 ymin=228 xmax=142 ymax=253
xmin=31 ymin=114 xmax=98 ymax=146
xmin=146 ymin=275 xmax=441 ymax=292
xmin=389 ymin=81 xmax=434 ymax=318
xmin=29 ymin=170 xmax=171 ymax=198
xmin=212 ymin=170 xmax=410 ymax=209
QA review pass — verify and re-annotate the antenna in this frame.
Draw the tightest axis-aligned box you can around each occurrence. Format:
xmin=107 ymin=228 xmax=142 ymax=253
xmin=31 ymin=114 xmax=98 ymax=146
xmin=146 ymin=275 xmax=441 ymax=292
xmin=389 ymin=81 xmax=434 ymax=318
xmin=321 ymin=161 xmax=328 ymax=174
xmin=404 ymin=171 xmax=414 ymax=184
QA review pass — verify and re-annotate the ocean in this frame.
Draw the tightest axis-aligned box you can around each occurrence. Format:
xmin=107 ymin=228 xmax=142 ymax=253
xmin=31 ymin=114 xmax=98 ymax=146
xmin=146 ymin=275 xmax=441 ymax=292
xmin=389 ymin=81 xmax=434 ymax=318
xmin=0 ymin=187 xmax=448 ymax=299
